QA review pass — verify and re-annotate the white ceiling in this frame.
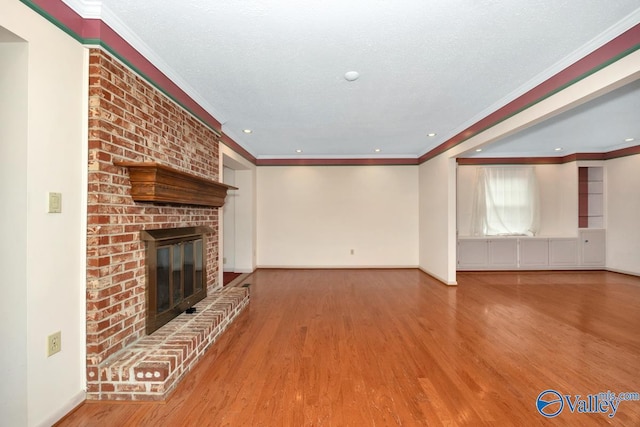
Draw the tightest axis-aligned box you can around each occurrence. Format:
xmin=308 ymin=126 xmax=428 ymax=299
xmin=462 ymin=78 xmax=640 ymax=158
xmin=63 ymin=0 xmax=640 ymax=159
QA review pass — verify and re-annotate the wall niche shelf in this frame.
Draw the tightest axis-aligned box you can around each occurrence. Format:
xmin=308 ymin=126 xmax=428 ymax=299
xmin=114 ymin=161 xmax=237 ymax=207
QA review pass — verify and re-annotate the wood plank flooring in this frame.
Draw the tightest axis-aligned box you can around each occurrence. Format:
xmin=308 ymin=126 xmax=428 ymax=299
xmin=57 ymin=269 xmax=640 ymax=426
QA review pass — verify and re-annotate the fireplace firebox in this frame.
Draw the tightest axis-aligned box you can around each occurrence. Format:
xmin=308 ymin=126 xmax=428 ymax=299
xmin=141 ymin=226 xmax=213 ymax=334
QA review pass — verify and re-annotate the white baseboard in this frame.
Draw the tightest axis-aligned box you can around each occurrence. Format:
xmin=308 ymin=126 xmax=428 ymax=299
xmin=37 ymin=390 xmax=85 ymax=427
xmin=606 ymin=267 xmax=640 ymax=277
xmin=256 ymin=265 xmax=419 ymax=270
xmin=419 ymin=266 xmax=458 ymax=286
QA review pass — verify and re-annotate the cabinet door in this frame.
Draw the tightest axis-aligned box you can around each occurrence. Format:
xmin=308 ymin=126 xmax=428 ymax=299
xmin=488 ymin=239 xmax=518 ymax=269
xmin=519 ymin=239 xmax=549 ymax=268
xmin=549 ymin=239 xmax=579 ymax=266
xmin=457 ymin=239 xmax=488 ymax=269
xmin=580 ymin=229 xmax=605 ymax=266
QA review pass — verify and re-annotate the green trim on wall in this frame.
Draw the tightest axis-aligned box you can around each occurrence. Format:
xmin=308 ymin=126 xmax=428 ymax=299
xmin=19 ymin=0 xmax=84 ymax=43
xmin=95 ymin=41 xmax=223 ymax=137
xmin=422 ymin=43 xmax=640 ymax=161
xmin=20 ymin=0 xmax=638 ymax=165
xmin=19 ymin=0 xmax=224 ymax=142
xmin=487 ymin=45 xmax=640 ymax=137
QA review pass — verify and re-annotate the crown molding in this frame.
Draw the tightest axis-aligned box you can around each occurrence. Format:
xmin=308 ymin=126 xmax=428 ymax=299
xmin=25 ymin=1 xmax=640 ymax=168
xmin=419 ymin=23 xmax=640 ymax=164
xmin=461 ymin=8 xmax=640 ymax=144
xmin=257 ymin=154 xmax=418 ymax=160
xmin=95 ymin=4 xmax=229 ymax=125
xmin=256 ymin=158 xmax=419 ymax=166
xmin=420 ymin=10 xmax=640 ymax=160
xmin=60 ymin=0 xmax=102 ymax=18
xmin=456 ymin=144 xmax=640 ymax=165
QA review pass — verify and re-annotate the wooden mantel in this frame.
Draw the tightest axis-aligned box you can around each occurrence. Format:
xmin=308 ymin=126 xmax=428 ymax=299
xmin=114 ymin=161 xmax=237 ymax=207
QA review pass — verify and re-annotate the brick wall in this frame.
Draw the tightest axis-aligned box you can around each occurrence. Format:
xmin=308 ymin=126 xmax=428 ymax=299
xmin=86 ymin=48 xmax=221 ymax=395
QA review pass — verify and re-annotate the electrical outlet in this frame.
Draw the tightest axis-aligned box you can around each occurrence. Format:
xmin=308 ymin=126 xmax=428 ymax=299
xmin=350 ymin=249 xmax=355 ymax=255
xmin=223 ymin=257 xmax=227 ymax=264
xmin=48 ymin=331 xmax=61 ymax=357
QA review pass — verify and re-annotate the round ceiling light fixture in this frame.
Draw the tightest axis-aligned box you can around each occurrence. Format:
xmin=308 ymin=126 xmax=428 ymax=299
xmin=243 ymin=129 xmax=253 ymax=134
xmin=427 ymin=133 xmax=437 ymax=137
xmin=344 ymin=71 xmax=360 ymax=82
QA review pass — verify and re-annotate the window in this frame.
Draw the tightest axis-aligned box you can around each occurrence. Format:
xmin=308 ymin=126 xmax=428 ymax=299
xmin=471 ymin=167 xmax=540 ymax=236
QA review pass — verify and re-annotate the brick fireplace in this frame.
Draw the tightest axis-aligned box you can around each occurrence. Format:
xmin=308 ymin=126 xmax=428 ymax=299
xmin=86 ymin=48 xmax=247 ymax=400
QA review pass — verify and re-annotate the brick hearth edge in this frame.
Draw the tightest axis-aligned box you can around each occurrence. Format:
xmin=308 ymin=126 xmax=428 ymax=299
xmin=88 ymin=286 xmax=249 ymax=401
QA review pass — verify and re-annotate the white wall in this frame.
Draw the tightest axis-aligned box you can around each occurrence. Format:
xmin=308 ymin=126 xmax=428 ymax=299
xmin=0 ymin=2 xmax=87 ymax=426
xmin=222 ymin=167 xmax=236 ymax=271
xmin=234 ymin=168 xmax=257 ymax=272
xmin=419 ymin=156 xmax=457 ymax=284
xmin=257 ymin=165 xmax=419 ymax=267
xmin=220 ymin=145 xmax=257 ymax=273
xmin=538 ymin=162 xmax=579 ymax=236
xmin=0 ymin=28 xmax=29 ymax=427
xmin=606 ymin=154 xmax=640 ymax=275
xmin=457 ymin=163 xmax=578 ymax=237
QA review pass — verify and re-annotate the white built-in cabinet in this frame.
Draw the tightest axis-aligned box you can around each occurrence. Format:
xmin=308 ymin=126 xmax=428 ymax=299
xmin=488 ymin=239 xmax=518 ymax=268
xmin=457 ymin=229 xmax=605 ymax=270
xmin=580 ymin=229 xmax=606 ymax=266
xmin=457 ymin=239 xmax=489 ymax=269
xmin=519 ymin=238 xmax=549 ymax=268
xmin=548 ymin=238 xmax=579 ymax=267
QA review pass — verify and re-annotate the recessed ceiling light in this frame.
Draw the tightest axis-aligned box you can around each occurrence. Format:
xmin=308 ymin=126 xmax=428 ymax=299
xmin=374 ymin=148 xmax=381 ymax=153
xmin=475 ymin=148 xmax=482 ymax=152
xmin=344 ymin=71 xmax=359 ymax=81
xmin=243 ymin=129 xmax=252 ymax=134
xmin=555 ymin=147 xmax=562 ymax=151
xmin=427 ymin=133 xmax=437 ymax=137
xmin=295 ymin=149 xmax=302 ymax=153
xmin=624 ymin=137 xmax=635 ymax=142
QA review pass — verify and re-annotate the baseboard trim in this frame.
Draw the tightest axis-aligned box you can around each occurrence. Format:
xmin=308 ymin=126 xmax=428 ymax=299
xmin=419 ymin=266 xmax=458 ymax=286
xmin=254 ymin=265 xmax=458 ymax=285
xmin=42 ymin=390 xmax=85 ymax=427
xmin=606 ymin=267 xmax=640 ymax=278
xmin=256 ymin=265 xmax=419 ymax=270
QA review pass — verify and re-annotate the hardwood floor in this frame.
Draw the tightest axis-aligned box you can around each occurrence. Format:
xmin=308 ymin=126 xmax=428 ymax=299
xmin=223 ymin=271 xmax=242 ymax=286
xmin=57 ymin=269 xmax=640 ymax=426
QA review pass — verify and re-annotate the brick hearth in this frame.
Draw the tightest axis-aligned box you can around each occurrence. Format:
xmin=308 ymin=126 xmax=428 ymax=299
xmin=88 ymin=286 xmax=249 ymax=401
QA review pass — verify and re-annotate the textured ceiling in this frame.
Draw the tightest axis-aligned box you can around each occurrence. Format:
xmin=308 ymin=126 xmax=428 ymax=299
xmin=64 ymin=0 xmax=640 ymax=159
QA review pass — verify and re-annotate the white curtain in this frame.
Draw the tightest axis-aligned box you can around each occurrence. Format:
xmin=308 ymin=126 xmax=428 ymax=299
xmin=471 ymin=167 xmax=540 ymax=236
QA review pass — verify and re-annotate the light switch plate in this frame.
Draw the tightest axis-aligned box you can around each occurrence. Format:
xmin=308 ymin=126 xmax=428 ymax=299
xmin=48 ymin=192 xmax=62 ymax=213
